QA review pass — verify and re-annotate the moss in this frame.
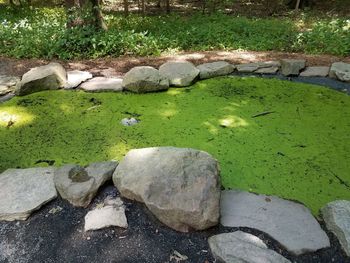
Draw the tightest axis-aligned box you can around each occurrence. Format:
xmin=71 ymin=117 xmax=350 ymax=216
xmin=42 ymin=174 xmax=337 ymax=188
xmin=1 ymin=76 xmax=349 ymax=214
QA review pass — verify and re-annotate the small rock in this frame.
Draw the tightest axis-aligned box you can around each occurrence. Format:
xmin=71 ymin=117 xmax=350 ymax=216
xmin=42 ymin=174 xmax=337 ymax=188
xmin=48 ymin=206 xmax=63 ymax=215
xmin=54 ymin=161 xmax=118 ymax=207
xmin=329 ymin=62 xmax=350 ymax=82
xmin=79 ymin=77 xmax=123 ymax=92
xmin=16 ymin=62 xmax=67 ymax=96
xmin=209 ymin=231 xmax=291 ymax=263
xmin=0 ymin=76 xmax=20 ymax=95
xmin=84 ymin=197 xmax=128 ymax=231
xmin=113 ymin=147 xmax=220 ymax=232
xmin=159 ymin=61 xmax=199 ymax=87
xmin=65 ymin=70 xmax=92 ymax=89
xmin=220 ymin=190 xmax=330 ymax=255
xmin=197 ymin=61 xmax=234 ymax=79
xmin=280 ymin=59 xmax=306 ymax=76
xmin=0 ymin=92 xmax=15 ymax=103
xmin=300 ymin=66 xmax=330 ymax=77
xmin=0 ymin=167 xmax=57 ymax=221
xmin=169 ymin=250 xmax=188 ymax=262
xmin=321 ymin=200 xmax=350 ymax=256
xmin=121 ymin=117 xmax=139 ymax=126
xmin=122 ymin=66 xmax=169 ymax=93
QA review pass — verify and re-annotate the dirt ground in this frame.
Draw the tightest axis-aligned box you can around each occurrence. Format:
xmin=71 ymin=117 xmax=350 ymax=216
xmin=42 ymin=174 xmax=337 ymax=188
xmin=0 ymin=184 xmax=349 ymax=263
xmin=1 ymin=50 xmax=349 ymax=78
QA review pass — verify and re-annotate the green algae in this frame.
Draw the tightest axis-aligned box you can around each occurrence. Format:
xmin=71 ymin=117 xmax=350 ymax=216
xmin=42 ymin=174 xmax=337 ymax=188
xmin=0 ymin=76 xmax=349 ymax=214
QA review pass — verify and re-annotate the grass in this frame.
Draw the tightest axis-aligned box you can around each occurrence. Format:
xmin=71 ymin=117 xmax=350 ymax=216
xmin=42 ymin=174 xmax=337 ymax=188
xmin=0 ymin=76 xmax=349 ymax=215
xmin=0 ymin=7 xmax=349 ymax=59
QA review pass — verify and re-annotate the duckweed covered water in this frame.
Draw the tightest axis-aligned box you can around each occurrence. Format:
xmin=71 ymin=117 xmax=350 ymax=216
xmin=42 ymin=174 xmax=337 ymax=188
xmin=0 ymin=76 xmax=349 ymax=214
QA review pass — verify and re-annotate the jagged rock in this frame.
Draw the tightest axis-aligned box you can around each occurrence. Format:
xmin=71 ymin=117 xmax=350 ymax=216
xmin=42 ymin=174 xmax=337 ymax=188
xmin=255 ymin=66 xmax=279 ymax=74
xmin=321 ymin=200 xmax=350 ymax=256
xmin=209 ymin=231 xmax=291 ymax=263
xmin=16 ymin=63 xmax=67 ymax=96
xmin=79 ymin=77 xmax=123 ymax=92
xmin=300 ymin=66 xmax=329 ymax=77
xmin=54 ymin=161 xmax=118 ymax=207
xmin=84 ymin=197 xmax=128 ymax=231
xmin=197 ymin=61 xmax=234 ymax=79
xmin=122 ymin=66 xmax=169 ymax=93
xmin=220 ymin=190 xmax=330 ymax=255
xmin=113 ymin=147 xmax=220 ymax=232
xmin=280 ymin=59 xmax=306 ymax=76
xmin=0 ymin=167 xmax=57 ymax=221
xmin=237 ymin=61 xmax=280 ymax=74
xmin=329 ymin=62 xmax=350 ymax=82
xmin=65 ymin=70 xmax=92 ymax=89
xmin=159 ymin=61 xmax=199 ymax=86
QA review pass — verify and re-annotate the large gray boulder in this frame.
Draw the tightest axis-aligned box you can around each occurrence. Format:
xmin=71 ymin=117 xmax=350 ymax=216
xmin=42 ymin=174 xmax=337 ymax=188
xmin=209 ymin=231 xmax=291 ymax=263
xmin=16 ymin=63 xmax=67 ymax=96
xmin=79 ymin=77 xmax=123 ymax=92
xmin=0 ymin=167 xmax=57 ymax=221
xmin=329 ymin=62 xmax=350 ymax=82
xmin=54 ymin=161 xmax=118 ymax=207
xmin=280 ymin=59 xmax=306 ymax=76
xmin=159 ymin=61 xmax=199 ymax=86
xmin=197 ymin=61 xmax=234 ymax=79
xmin=220 ymin=190 xmax=330 ymax=255
xmin=113 ymin=147 xmax=221 ymax=232
xmin=321 ymin=200 xmax=350 ymax=256
xmin=122 ymin=66 xmax=169 ymax=93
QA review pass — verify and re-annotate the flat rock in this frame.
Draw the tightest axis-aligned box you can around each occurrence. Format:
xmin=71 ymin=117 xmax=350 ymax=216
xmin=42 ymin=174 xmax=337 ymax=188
xmin=79 ymin=77 xmax=123 ymax=92
xmin=122 ymin=66 xmax=169 ymax=93
xmin=321 ymin=200 xmax=350 ymax=256
xmin=236 ymin=63 xmax=260 ymax=73
xmin=220 ymin=190 xmax=330 ymax=255
xmin=65 ymin=70 xmax=92 ymax=89
xmin=237 ymin=61 xmax=280 ymax=74
xmin=209 ymin=231 xmax=291 ymax=263
xmin=54 ymin=161 xmax=118 ymax=207
xmin=329 ymin=62 xmax=350 ymax=82
xmin=255 ymin=66 xmax=279 ymax=74
xmin=84 ymin=197 xmax=128 ymax=231
xmin=300 ymin=66 xmax=330 ymax=77
xmin=0 ymin=167 xmax=57 ymax=221
xmin=113 ymin=147 xmax=220 ymax=232
xmin=16 ymin=62 xmax=67 ymax=96
xmin=197 ymin=61 xmax=234 ymax=79
xmin=159 ymin=61 xmax=199 ymax=86
xmin=280 ymin=59 xmax=306 ymax=76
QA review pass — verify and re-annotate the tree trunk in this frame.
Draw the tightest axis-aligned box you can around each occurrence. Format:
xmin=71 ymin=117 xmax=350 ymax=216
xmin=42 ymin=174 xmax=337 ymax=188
xmin=141 ymin=0 xmax=145 ymax=16
xmin=124 ymin=0 xmax=129 ymax=16
xmin=90 ymin=0 xmax=107 ymax=30
xmin=295 ymin=0 xmax=301 ymax=10
xmin=165 ymin=0 xmax=170 ymax=14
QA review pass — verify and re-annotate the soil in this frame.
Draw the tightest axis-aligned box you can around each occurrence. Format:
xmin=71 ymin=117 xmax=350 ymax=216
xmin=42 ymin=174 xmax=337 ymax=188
xmin=0 ymin=183 xmax=349 ymax=263
xmin=1 ymin=50 xmax=349 ymax=78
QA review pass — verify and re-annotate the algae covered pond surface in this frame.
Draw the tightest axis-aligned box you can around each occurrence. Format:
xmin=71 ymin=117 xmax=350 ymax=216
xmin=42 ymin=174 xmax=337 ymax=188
xmin=0 ymin=76 xmax=349 ymax=214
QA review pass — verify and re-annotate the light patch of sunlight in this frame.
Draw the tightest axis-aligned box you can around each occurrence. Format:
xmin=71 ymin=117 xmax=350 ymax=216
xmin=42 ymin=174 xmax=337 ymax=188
xmin=108 ymin=141 xmax=131 ymax=160
xmin=60 ymin=104 xmax=73 ymax=114
xmin=167 ymin=89 xmax=183 ymax=96
xmin=219 ymin=115 xmax=248 ymax=128
xmin=0 ymin=107 xmax=35 ymax=128
xmin=160 ymin=109 xmax=178 ymax=118
xmin=203 ymin=121 xmax=218 ymax=135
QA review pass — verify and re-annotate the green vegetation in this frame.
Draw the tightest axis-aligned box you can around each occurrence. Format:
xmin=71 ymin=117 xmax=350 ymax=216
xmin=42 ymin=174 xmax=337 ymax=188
xmin=1 ymin=77 xmax=349 ymax=214
xmin=0 ymin=7 xmax=349 ymax=59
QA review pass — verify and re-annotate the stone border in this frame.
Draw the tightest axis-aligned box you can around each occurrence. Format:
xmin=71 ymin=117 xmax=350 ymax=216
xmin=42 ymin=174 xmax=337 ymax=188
xmin=0 ymin=59 xmax=349 ymax=102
